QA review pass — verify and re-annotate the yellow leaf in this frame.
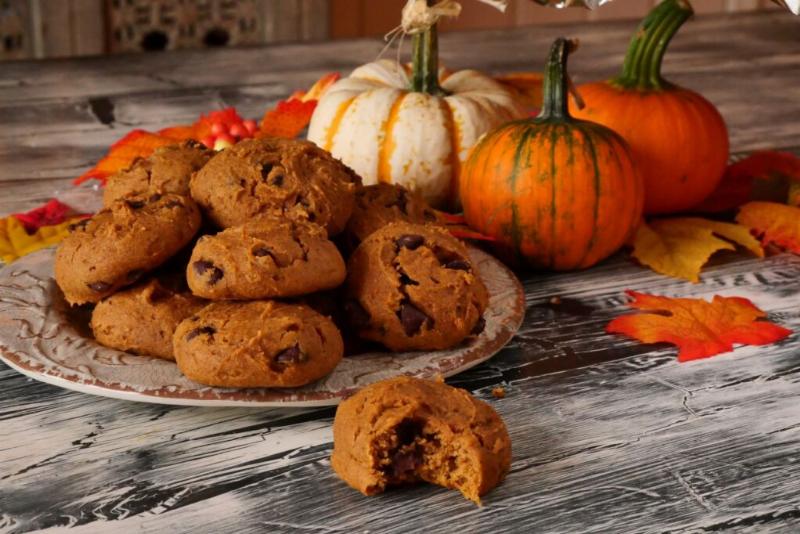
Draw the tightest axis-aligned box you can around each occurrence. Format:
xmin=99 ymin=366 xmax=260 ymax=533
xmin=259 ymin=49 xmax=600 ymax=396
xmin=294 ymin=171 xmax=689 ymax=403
xmin=631 ymin=217 xmax=764 ymax=283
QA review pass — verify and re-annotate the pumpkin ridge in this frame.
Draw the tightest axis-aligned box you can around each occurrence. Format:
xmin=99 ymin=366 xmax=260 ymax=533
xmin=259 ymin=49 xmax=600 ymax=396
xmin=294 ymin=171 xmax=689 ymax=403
xmin=548 ymin=125 xmax=560 ymax=269
xmin=510 ymin=126 xmax=538 ymax=263
xmin=439 ymin=98 xmax=461 ymax=209
xmin=574 ymin=123 xmax=603 ymax=269
xmin=324 ymin=96 xmax=356 ymax=152
xmin=378 ymin=93 xmax=407 ymax=184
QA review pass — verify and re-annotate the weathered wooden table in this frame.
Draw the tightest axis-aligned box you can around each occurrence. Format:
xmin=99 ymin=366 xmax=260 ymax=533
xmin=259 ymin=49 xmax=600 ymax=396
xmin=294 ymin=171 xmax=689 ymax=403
xmin=2 ymin=10 xmax=800 ymax=533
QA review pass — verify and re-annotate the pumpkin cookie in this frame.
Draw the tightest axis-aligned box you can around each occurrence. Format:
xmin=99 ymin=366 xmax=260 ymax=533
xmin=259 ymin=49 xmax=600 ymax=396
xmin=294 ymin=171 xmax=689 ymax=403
xmin=91 ymin=276 xmax=206 ymax=359
xmin=54 ymin=193 xmax=202 ymax=305
xmin=186 ymin=217 xmax=345 ymax=300
xmin=344 ymin=183 xmax=440 ymax=246
xmin=331 ymin=376 xmax=511 ymax=504
xmin=345 ymin=222 xmax=488 ymax=351
xmin=189 ymin=137 xmax=360 ymax=235
xmin=173 ymin=301 xmax=343 ymax=388
xmin=103 ymin=140 xmax=212 ymax=206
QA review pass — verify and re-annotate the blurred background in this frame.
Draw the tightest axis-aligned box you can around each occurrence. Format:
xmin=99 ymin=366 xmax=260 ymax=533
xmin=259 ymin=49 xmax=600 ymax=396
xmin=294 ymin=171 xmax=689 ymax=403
xmin=0 ymin=0 xmax=783 ymax=61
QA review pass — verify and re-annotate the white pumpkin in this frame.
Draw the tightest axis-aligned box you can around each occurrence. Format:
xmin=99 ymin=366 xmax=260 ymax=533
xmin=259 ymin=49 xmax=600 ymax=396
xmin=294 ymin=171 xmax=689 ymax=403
xmin=307 ymin=59 xmax=526 ymax=209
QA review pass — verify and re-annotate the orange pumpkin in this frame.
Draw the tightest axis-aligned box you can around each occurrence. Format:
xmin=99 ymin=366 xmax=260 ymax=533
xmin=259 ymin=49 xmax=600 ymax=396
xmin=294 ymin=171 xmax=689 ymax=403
xmin=460 ymin=39 xmax=644 ymax=271
xmin=570 ymin=0 xmax=729 ymax=215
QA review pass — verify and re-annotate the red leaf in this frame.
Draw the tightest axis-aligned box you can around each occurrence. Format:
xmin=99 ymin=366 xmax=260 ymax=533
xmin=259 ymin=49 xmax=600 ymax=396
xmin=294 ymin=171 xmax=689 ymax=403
xmin=11 ymin=199 xmax=76 ymax=234
xmin=73 ymin=130 xmax=176 ymax=185
xmin=694 ymin=151 xmax=800 ymax=212
xmin=607 ymin=290 xmax=792 ymax=362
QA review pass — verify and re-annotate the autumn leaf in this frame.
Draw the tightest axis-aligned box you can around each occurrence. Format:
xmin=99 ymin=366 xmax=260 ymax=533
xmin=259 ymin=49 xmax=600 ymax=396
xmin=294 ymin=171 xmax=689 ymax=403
xmin=606 ymin=290 xmax=792 ymax=362
xmin=73 ymin=130 xmax=176 ymax=185
xmin=736 ymin=201 xmax=800 ymax=254
xmin=694 ymin=151 xmax=800 ymax=212
xmin=259 ymin=73 xmax=340 ymax=138
xmin=630 ymin=217 xmax=763 ymax=283
xmin=259 ymin=99 xmax=319 ymax=139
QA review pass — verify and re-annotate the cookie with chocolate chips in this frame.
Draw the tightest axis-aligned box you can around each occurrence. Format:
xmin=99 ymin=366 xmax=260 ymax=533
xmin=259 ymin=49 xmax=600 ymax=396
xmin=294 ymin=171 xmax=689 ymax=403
xmin=186 ymin=216 xmax=346 ymax=300
xmin=331 ymin=376 xmax=511 ymax=504
xmin=173 ymin=301 xmax=343 ymax=388
xmin=189 ymin=137 xmax=360 ymax=235
xmin=103 ymin=140 xmax=212 ymax=206
xmin=345 ymin=183 xmax=440 ymax=246
xmin=345 ymin=222 xmax=488 ymax=351
xmin=91 ymin=275 xmax=206 ymax=360
xmin=54 ymin=193 xmax=202 ymax=305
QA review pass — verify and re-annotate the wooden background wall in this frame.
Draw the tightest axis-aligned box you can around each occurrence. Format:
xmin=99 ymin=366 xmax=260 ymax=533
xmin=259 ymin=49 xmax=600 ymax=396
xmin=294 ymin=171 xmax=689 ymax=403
xmin=0 ymin=0 xmax=783 ymax=61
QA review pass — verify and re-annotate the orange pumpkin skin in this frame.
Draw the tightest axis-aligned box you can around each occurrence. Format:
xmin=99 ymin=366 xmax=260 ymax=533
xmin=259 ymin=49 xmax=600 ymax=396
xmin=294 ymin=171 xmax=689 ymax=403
xmin=570 ymin=0 xmax=729 ymax=215
xmin=572 ymin=82 xmax=729 ymax=215
xmin=460 ymin=41 xmax=644 ymax=272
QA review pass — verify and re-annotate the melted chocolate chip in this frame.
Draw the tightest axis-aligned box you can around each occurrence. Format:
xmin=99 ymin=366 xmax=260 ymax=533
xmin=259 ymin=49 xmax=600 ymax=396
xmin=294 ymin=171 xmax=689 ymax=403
xmin=87 ymin=281 xmax=112 ymax=292
xmin=125 ymin=199 xmax=146 ymax=209
xmin=193 ymin=260 xmax=224 ymax=284
xmin=392 ymin=449 xmax=421 ymax=478
xmin=396 ymin=234 xmax=424 ymax=251
xmin=444 ymin=260 xmax=470 ymax=271
xmin=185 ymin=325 xmax=216 ymax=341
xmin=398 ymin=302 xmax=429 ymax=336
xmin=345 ymin=300 xmax=371 ymax=329
xmin=395 ymin=419 xmax=423 ymax=445
xmin=395 ymin=189 xmax=408 ymax=214
xmin=471 ymin=316 xmax=486 ymax=335
xmin=164 ymin=199 xmax=183 ymax=209
xmin=398 ymin=270 xmax=418 ymax=286
xmin=126 ymin=269 xmax=145 ymax=282
xmin=270 ymin=173 xmax=284 ymax=187
xmin=260 ymin=163 xmax=273 ymax=180
xmin=184 ymin=139 xmax=204 ymax=149
xmin=275 ymin=345 xmax=307 ymax=365
xmin=148 ymin=193 xmax=162 ymax=202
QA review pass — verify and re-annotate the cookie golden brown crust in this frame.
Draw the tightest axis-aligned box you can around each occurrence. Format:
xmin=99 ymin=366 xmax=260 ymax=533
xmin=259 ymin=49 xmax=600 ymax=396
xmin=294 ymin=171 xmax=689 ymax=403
xmin=345 ymin=183 xmax=439 ymax=245
xmin=91 ymin=277 xmax=206 ymax=359
xmin=189 ymin=137 xmax=360 ymax=235
xmin=186 ymin=217 xmax=346 ymax=300
xmin=173 ymin=301 xmax=344 ymax=388
xmin=54 ymin=193 xmax=202 ymax=305
xmin=103 ymin=140 xmax=212 ymax=206
xmin=344 ymin=222 xmax=488 ymax=351
xmin=331 ymin=376 xmax=511 ymax=504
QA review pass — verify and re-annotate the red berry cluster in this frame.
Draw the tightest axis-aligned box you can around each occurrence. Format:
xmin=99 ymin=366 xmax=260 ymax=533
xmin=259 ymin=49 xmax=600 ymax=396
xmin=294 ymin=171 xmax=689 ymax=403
xmin=201 ymin=118 xmax=259 ymax=150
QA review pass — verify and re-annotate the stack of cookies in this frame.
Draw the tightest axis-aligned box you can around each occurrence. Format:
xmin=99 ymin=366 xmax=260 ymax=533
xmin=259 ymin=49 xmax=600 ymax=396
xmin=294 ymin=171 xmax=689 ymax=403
xmin=55 ymin=136 xmax=489 ymax=389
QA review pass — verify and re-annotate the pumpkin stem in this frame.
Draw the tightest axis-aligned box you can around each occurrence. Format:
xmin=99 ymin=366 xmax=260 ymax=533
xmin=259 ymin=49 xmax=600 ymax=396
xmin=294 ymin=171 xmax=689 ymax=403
xmin=615 ymin=0 xmax=694 ymax=91
xmin=410 ymin=1 xmax=447 ymax=95
xmin=537 ymin=38 xmax=577 ymax=122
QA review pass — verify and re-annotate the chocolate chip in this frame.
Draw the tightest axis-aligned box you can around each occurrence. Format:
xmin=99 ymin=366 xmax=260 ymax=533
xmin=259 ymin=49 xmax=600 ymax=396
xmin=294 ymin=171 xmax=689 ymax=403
xmin=398 ymin=302 xmax=429 ymax=336
xmin=148 ymin=193 xmax=162 ymax=202
xmin=395 ymin=189 xmax=408 ymax=214
xmin=345 ymin=300 xmax=370 ymax=329
xmin=125 ymin=199 xmax=146 ymax=209
xmin=126 ymin=269 xmax=144 ymax=282
xmin=164 ymin=199 xmax=183 ymax=209
xmin=423 ymin=209 xmax=437 ymax=222
xmin=68 ymin=219 xmax=90 ymax=232
xmin=395 ymin=419 xmax=422 ymax=445
xmin=471 ymin=316 xmax=486 ymax=335
xmin=444 ymin=260 xmax=470 ymax=271
xmin=252 ymin=246 xmax=274 ymax=258
xmin=392 ymin=449 xmax=421 ymax=478
xmin=398 ymin=270 xmax=418 ymax=286
xmin=185 ymin=325 xmax=216 ymax=341
xmin=270 ymin=173 xmax=284 ymax=187
xmin=275 ymin=345 xmax=307 ymax=365
xmin=185 ymin=139 xmax=203 ymax=149
xmin=260 ymin=163 xmax=273 ymax=179
xmin=193 ymin=260 xmax=224 ymax=285
xmin=396 ymin=234 xmax=424 ymax=250
xmin=87 ymin=281 xmax=111 ymax=292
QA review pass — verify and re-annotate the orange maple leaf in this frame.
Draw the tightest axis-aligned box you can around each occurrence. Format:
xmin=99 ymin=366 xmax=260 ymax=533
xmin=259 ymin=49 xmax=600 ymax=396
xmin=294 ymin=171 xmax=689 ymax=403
xmin=694 ymin=151 xmax=800 ymax=213
xmin=607 ymin=291 xmax=792 ymax=362
xmin=629 ymin=218 xmax=763 ymax=283
xmin=73 ymin=130 xmax=176 ymax=185
xmin=259 ymin=73 xmax=339 ymax=139
xmin=736 ymin=201 xmax=800 ymax=254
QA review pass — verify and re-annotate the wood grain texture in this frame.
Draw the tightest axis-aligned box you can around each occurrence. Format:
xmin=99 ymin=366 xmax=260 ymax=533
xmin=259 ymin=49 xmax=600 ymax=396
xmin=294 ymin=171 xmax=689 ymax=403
xmin=2 ymin=10 xmax=800 ymax=534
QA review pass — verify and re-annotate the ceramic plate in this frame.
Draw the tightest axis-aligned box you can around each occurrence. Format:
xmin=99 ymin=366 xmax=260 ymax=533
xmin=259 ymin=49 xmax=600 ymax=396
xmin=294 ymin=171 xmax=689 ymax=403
xmin=0 ymin=246 xmax=524 ymax=407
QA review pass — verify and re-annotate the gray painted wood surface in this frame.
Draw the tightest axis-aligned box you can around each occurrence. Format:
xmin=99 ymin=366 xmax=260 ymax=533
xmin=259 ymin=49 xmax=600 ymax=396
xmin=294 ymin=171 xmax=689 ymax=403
xmin=2 ymin=10 xmax=800 ymax=533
